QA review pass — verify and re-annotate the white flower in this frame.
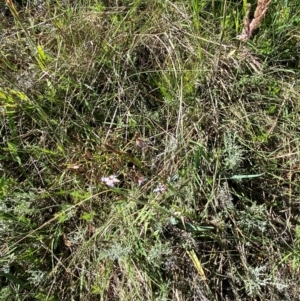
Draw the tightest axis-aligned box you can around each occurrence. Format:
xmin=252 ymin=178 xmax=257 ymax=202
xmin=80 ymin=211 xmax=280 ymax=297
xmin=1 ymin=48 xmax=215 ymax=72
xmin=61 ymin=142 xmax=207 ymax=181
xmin=153 ymin=183 xmax=166 ymax=193
xmin=101 ymin=175 xmax=120 ymax=187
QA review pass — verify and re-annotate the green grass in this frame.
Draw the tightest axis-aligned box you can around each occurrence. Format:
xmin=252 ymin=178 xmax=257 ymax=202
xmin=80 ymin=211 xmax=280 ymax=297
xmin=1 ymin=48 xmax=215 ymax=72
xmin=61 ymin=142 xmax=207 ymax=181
xmin=1 ymin=0 xmax=300 ymax=300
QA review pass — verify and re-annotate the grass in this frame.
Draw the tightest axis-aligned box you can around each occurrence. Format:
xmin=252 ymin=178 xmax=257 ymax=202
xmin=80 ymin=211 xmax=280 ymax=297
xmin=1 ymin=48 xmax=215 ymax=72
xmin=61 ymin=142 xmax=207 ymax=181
xmin=0 ymin=0 xmax=300 ymax=300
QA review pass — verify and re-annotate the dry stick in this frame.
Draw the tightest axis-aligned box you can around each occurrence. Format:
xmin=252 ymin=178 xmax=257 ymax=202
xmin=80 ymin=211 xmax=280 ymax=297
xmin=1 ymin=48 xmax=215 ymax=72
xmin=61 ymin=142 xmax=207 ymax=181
xmin=250 ymin=0 xmax=272 ymax=33
xmin=238 ymin=0 xmax=272 ymax=41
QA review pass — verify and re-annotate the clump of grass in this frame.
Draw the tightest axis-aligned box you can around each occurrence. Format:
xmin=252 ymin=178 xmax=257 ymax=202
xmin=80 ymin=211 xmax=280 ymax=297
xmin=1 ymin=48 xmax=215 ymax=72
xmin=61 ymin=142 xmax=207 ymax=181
xmin=1 ymin=0 xmax=300 ymax=300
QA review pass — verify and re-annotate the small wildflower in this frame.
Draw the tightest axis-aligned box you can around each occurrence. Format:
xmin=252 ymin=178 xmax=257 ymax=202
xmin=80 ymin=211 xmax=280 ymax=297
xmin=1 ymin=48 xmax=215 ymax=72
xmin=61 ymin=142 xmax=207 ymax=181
xmin=153 ymin=182 xmax=166 ymax=193
xmin=137 ymin=177 xmax=147 ymax=187
xmin=101 ymin=175 xmax=120 ymax=187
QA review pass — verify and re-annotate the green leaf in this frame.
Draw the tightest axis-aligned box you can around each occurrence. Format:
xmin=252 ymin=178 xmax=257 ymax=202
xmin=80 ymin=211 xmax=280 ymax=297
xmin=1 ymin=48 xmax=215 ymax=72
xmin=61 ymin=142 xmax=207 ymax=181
xmin=37 ymin=44 xmax=47 ymax=62
xmin=170 ymin=217 xmax=214 ymax=233
xmin=0 ymin=272 xmax=31 ymax=289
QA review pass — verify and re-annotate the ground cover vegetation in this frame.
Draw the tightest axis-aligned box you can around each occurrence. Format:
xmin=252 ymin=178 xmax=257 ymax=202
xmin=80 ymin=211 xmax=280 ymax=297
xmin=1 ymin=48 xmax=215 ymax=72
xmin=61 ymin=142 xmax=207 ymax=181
xmin=0 ymin=0 xmax=300 ymax=300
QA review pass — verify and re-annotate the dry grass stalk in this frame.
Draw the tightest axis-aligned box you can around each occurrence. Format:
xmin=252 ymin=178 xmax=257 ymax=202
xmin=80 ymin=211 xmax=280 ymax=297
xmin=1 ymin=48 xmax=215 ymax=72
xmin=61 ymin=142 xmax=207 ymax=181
xmin=238 ymin=0 xmax=272 ymax=41
xmin=5 ymin=0 xmax=19 ymax=18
